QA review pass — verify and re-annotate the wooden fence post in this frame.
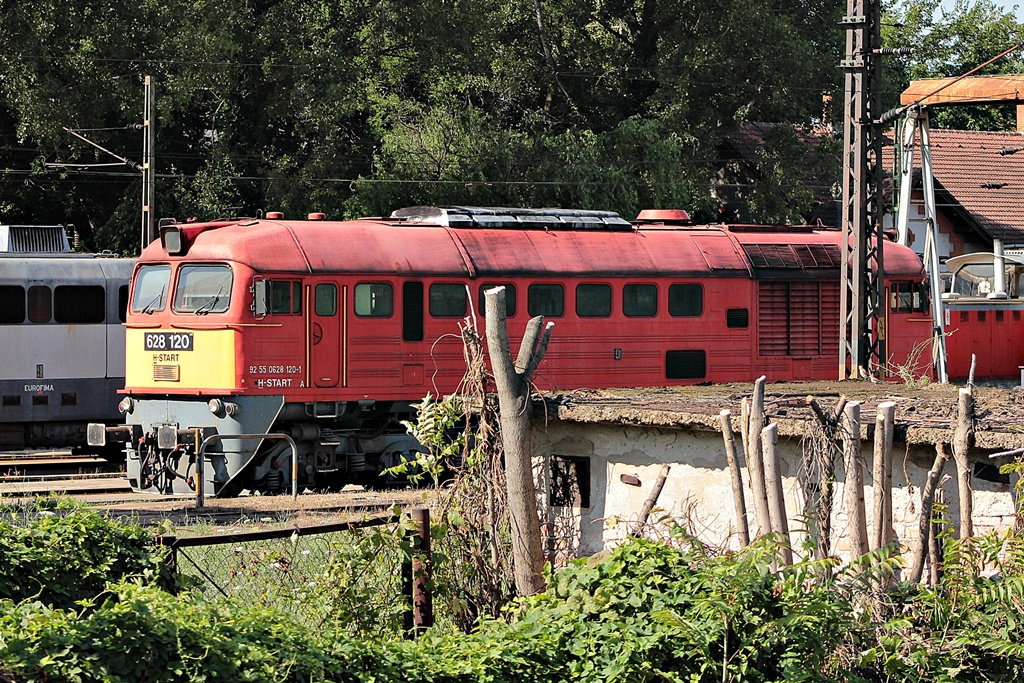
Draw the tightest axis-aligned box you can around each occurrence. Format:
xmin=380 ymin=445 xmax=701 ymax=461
xmin=842 ymin=402 xmax=869 ymax=558
xmin=745 ymin=377 xmax=772 ymax=538
xmin=720 ymin=409 xmax=750 ymax=546
xmin=871 ymin=402 xmax=895 ymax=549
xmin=761 ymin=423 xmax=792 ymax=563
xmin=952 ymin=388 xmax=975 ymax=539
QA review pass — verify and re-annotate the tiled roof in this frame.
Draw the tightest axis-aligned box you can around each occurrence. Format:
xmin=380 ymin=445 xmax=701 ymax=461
xmin=883 ymin=129 xmax=1024 ymax=246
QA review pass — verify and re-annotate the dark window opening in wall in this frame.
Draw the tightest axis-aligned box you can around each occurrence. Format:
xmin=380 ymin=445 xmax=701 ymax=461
xmin=315 ymin=283 xmax=338 ymax=316
xmin=668 ymin=283 xmax=702 ymax=316
xmin=528 ymin=284 xmax=564 ymax=317
xmin=0 ymin=285 xmax=25 ymax=324
xmin=576 ymin=283 xmax=612 ymax=317
xmin=960 ymin=311 xmax=970 ymax=323
xmin=973 ymin=462 xmax=1010 ymax=484
xmin=478 ymin=283 xmax=516 ymax=318
xmin=550 ymin=455 xmax=591 ymax=508
xmin=978 ymin=310 xmax=987 ymax=322
xmin=403 ymin=281 xmax=424 ymax=341
xmin=61 ymin=393 xmax=77 ymax=406
xmin=2 ymin=395 xmax=20 ymax=407
xmin=269 ymin=280 xmax=302 ymax=314
xmin=726 ymin=308 xmax=749 ymax=328
xmin=118 ymin=285 xmax=129 ymax=323
xmin=28 ymin=285 xmax=51 ymax=323
xmin=429 ymin=283 xmax=468 ymax=317
xmin=32 ymin=395 xmax=48 ymax=406
xmin=666 ymin=350 xmax=706 ymax=379
xmin=623 ymin=283 xmax=657 ymax=317
xmin=55 ymin=285 xmax=105 ymax=323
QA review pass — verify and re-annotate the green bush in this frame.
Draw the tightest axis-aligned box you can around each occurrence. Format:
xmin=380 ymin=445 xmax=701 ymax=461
xmin=0 ymin=502 xmax=171 ymax=608
xmin=2 ymin=507 xmax=1024 ymax=683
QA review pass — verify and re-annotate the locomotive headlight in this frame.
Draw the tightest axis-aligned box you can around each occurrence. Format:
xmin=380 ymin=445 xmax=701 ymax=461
xmin=118 ymin=397 xmax=135 ymax=414
xmin=208 ymin=399 xmax=241 ymax=418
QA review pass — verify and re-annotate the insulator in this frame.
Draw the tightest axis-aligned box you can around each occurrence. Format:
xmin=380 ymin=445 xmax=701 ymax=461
xmin=876 ymin=107 xmax=907 ymax=125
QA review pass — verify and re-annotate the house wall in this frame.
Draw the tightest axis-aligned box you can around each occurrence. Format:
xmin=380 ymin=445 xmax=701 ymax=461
xmin=884 ymin=192 xmax=989 ymax=261
xmin=533 ymin=419 xmax=1018 ymax=566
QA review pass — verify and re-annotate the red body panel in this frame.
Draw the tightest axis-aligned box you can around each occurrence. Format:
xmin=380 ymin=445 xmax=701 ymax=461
xmin=127 ymin=215 xmax=931 ymax=401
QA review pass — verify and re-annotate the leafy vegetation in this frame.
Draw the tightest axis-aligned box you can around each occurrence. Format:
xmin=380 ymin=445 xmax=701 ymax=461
xmin=0 ymin=500 xmax=171 ymax=608
xmin=2 ymin=499 xmax=1024 ymax=682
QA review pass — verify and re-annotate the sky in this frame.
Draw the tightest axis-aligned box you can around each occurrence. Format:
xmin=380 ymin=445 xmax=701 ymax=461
xmin=938 ymin=0 xmax=1024 ymax=22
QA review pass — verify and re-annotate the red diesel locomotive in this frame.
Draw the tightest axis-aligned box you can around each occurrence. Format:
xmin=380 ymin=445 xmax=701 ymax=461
xmin=91 ymin=206 xmax=931 ymax=496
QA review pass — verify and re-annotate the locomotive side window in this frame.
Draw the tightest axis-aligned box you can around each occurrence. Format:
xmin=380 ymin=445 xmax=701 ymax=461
xmin=55 ymin=286 xmax=105 ymax=323
xmin=891 ymin=282 xmax=928 ymax=313
xmin=0 ymin=285 xmax=25 ymax=324
xmin=28 ymin=286 xmax=51 ymax=323
xmin=174 ymin=265 xmax=233 ymax=314
xmin=478 ymin=283 xmax=516 ymax=317
xmin=131 ymin=264 xmax=171 ymax=314
xmin=268 ymin=280 xmax=301 ymax=315
xmin=118 ymin=285 xmax=129 ymax=323
xmin=355 ymin=283 xmax=393 ymax=316
xmin=668 ymin=284 xmax=703 ymax=317
xmin=528 ymin=284 xmax=564 ymax=317
xmin=726 ymin=308 xmax=749 ymax=328
xmin=623 ymin=283 xmax=657 ymax=317
xmin=576 ymin=284 xmax=612 ymax=317
xmin=429 ymin=283 xmax=468 ymax=317
xmin=315 ymin=283 xmax=337 ymax=316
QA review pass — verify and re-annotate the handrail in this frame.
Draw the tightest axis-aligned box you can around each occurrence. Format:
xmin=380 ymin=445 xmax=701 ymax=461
xmin=197 ymin=432 xmax=298 ymax=506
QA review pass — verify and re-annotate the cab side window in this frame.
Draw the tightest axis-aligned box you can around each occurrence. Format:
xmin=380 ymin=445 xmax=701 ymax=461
xmin=270 ymin=281 xmax=302 ymax=314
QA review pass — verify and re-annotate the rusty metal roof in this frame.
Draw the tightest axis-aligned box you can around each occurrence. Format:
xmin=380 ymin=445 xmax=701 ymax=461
xmin=901 ymin=75 xmax=1024 ymax=107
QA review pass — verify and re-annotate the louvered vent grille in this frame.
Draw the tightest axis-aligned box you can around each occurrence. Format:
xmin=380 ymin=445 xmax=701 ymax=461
xmin=666 ymin=350 xmax=706 ymax=379
xmin=758 ymin=283 xmax=790 ymax=356
xmin=758 ymin=281 xmax=839 ymax=357
xmin=743 ymin=243 xmax=840 ymax=270
xmin=153 ymin=365 xmax=181 ymax=382
xmin=0 ymin=226 xmax=71 ymax=253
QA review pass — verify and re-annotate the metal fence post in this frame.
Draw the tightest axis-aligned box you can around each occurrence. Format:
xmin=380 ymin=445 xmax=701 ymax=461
xmin=412 ymin=508 xmax=434 ymax=634
xmin=157 ymin=535 xmax=178 ymax=592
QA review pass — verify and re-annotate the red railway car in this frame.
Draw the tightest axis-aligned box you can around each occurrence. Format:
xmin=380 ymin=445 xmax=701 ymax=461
xmin=90 ymin=206 xmax=930 ymax=496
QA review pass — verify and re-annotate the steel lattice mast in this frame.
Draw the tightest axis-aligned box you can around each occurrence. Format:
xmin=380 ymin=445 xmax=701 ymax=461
xmin=839 ymin=0 xmax=886 ymax=379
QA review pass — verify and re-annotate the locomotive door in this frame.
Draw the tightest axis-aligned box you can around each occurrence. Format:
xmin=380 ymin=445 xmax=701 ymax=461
xmin=309 ymin=281 xmax=345 ymax=388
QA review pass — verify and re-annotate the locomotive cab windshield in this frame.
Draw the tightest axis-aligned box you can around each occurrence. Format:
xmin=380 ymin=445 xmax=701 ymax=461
xmin=173 ymin=264 xmax=232 ymax=314
xmin=131 ymin=264 xmax=170 ymax=314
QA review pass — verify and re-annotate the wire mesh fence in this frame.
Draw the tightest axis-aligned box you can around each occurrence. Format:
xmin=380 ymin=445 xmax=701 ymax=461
xmin=157 ymin=515 xmax=420 ymax=635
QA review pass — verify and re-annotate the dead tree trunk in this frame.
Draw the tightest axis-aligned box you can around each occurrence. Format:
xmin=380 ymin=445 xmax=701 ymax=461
xmin=745 ymin=377 xmax=772 ymax=538
xmin=631 ymin=465 xmax=671 ymax=537
xmin=842 ymin=402 xmax=869 ymax=559
xmin=719 ymin=410 xmax=750 ymax=546
xmin=952 ymin=387 xmax=975 ymax=539
xmin=871 ymin=402 xmax=896 ymax=549
xmin=805 ymin=396 xmax=843 ymax=561
xmin=908 ymin=442 xmax=950 ymax=584
xmin=484 ymin=286 xmax=551 ymax=596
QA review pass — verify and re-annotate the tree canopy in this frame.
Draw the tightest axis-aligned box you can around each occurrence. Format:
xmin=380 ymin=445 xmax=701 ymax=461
xmin=0 ymin=0 xmax=1019 ymax=252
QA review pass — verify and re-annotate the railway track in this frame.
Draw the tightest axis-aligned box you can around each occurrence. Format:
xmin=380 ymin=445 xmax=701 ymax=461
xmin=0 ymin=449 xmax=430 ymax=526
xmin=0 ymin=450 xmax=132 ymax=497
